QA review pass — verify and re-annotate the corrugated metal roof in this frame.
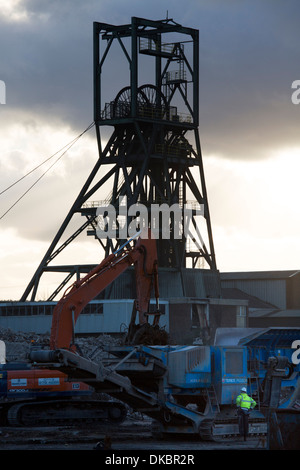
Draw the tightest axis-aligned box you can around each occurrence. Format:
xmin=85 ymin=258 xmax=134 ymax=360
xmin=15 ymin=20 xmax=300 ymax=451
xmin=158 ymin=269 xmax=184 ymax=298
xmin=249 ymin=309 xmax=300 ymax=318
xmin=267 ymin=309 xmax=300 ymax=318
xmin=220 ymin=277 xmax=287 ymax=310
xmin=248 ymin=309 xmax=278 ymax=318
xmin=222 ymin=288 xmax=276 ymax=308
xmin=181 ymin=269 xmax=206 ymax=297
xmin=220 ymin=270 xmax=300 ymax=280
xmin=108 ymin=269 xmax=136 ymax=298
xmin=201 ymin=269 xmax=222 ymax=298
xmin=99 ymin=267 xmax=221 ymax=300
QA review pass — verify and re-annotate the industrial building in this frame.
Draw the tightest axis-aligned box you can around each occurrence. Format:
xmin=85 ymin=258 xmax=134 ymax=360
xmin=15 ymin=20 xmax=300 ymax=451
xmin=221 ymin=270 xmax=300 ymax=328
xmin=2 ymin=268 xmax=299 ymax=342
xmin=0 ymin=267 xmax=247 ymax=345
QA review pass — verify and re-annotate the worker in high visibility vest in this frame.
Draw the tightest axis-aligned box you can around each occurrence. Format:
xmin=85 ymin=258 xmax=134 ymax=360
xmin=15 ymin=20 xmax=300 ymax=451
xmin=236 ymin=387 xmax=256 ymax=441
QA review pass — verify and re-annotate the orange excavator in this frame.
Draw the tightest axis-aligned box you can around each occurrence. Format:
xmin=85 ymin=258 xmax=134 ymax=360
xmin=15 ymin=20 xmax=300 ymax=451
xmin=50 ymin=228 xmax=165 ymax=351
xmin=0 ymin=230 xmax=165 ymax=426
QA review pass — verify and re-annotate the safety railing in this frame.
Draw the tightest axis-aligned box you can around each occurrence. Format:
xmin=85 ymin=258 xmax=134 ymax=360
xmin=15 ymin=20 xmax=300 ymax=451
xmin=101 ymin=101 xmax=192 ymax=124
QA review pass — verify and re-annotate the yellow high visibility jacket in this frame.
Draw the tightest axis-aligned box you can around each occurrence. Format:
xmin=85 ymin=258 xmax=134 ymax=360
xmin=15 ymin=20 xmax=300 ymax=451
xmin=236 ymin=392 xmax=256 ymax=410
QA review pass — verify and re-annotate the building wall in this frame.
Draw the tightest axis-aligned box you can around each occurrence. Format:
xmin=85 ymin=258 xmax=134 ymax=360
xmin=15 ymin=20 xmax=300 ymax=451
xmin=0 ymin=300 xmax=169 ymax=335
xmin=168 ymin=301 xmax=246 ymax=345
xmin=221 ymin=278 xmax=287 ymax=309
xmin=287 ymin=273 xmax=300 ymax=309
xmin=248 ymin=315 xmax=300 ymax=328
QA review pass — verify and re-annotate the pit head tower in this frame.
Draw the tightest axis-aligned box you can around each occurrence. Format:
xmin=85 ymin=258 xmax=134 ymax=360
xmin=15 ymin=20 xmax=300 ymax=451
xmin=22 ymin=17 xmax=219 ymax=307
xmin=92 ymin=17 xmax=216 ymax=269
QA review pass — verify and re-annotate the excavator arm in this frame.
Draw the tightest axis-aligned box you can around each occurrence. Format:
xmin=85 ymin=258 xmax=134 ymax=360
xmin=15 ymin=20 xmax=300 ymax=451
xmin=50 ymin=230 xmax=161 ymax=351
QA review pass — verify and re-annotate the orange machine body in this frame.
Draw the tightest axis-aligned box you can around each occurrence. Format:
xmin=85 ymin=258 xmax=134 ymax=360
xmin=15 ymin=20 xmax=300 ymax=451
xmin=0 ymin=364 xmax=91 ymax=399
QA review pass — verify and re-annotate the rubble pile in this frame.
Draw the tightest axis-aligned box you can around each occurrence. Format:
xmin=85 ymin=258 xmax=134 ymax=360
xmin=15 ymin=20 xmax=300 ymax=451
xmin=0 ymin=326 xmax=121 ymax=363
xmin=75 ymin=334 xmax=121 ymax=363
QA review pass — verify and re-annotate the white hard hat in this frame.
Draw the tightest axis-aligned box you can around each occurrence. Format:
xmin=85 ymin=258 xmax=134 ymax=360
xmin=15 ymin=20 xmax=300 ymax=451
xmin=241 ymin=387 xmax=247 ymax=392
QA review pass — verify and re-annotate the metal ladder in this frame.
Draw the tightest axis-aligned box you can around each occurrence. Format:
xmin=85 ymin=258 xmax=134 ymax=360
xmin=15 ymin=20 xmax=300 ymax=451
xmin=206 ymin=385 xmax=220 ymax=413
xmin=249 ymin=376 xmax=261 ymax=410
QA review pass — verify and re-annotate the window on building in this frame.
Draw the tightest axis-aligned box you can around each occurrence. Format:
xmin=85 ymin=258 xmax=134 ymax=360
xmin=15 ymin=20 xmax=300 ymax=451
xmin=236 ymin=306 xmax=247 ymax=327
xmin=82 ymin=302 xmax=104 ymax=314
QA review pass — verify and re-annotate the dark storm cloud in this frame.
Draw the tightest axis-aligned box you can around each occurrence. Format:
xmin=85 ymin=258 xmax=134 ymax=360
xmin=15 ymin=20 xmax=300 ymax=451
xmin=0 ymin=0 xmax=299 ymax=157
xmin=0 ymin=1 xmax=94 ymax=129
xmin=197 ymin=0 xmax=300 ymax=159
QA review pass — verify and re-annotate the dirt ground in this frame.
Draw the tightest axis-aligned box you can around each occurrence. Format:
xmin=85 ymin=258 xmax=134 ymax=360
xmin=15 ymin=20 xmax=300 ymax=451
xmin=0 ymin=415 xmax=267 ymax=452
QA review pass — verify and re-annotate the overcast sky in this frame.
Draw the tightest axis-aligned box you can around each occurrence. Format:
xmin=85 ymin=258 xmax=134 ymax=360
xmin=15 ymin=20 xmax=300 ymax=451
xmin=0 ymin=0 xmax=300 ymax=300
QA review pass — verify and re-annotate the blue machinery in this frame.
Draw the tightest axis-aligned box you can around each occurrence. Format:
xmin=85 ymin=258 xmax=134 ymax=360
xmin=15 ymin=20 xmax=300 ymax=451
xmin=30 ymin=327 xmax=300 ymax=441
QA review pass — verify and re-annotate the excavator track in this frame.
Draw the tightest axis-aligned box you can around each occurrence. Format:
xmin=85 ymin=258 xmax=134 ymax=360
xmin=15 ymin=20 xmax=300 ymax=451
xmin=5 ymin=399 xmax=127 ymax=427
xmin=198 ymin=416 xmax=267 ymax=441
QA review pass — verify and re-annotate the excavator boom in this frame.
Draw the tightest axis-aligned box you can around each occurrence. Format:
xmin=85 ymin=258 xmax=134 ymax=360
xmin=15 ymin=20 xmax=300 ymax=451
xmin=50 ymin=230 xmax=160 ymax=350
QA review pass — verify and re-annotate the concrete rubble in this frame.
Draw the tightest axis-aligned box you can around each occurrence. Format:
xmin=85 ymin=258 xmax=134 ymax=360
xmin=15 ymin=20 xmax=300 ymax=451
xmin=0 ymin=326 xmax=121 ymax=363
